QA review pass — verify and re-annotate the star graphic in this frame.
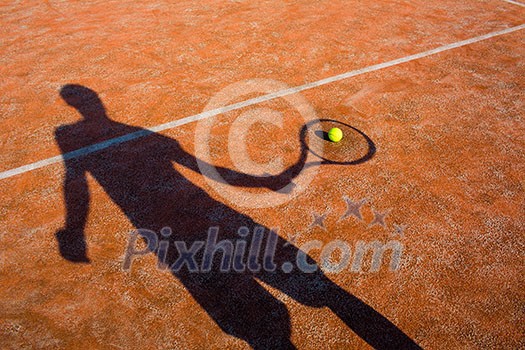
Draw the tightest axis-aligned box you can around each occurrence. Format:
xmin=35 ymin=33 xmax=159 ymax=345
xmin=309 ymin=212 xmax=328 ymax=230
xmin=283 ymin=233 xmax=301 ymax=247
xmin=368 ymin=208 xmax=390 ymax=229
xmin=340 ymin=197 xmax=367 ymax=222
xmin=392 ymin=224 xmax=407 ymax=237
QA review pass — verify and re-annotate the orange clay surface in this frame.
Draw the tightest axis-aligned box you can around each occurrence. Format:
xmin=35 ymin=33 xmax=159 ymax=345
xmin=1 ymin=0 xmax=524 ymax=349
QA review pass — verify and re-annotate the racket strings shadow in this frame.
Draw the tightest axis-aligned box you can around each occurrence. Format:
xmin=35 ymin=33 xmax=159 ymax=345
xmin=299 ymin=119 xmax=377 ymax=173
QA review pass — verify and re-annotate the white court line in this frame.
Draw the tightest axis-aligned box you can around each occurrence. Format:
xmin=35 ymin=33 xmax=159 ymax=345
xmin=1 ymin=23 xmax=525 ymax=181
xmin=502 ymin=0 xmax=525 ymax=7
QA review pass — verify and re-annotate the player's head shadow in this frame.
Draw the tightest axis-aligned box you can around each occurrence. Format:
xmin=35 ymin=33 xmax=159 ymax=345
xmin=54 ymin=84 xmax=420 ymax=350
xmin=60 ymin=84 xmax=108 ymax=122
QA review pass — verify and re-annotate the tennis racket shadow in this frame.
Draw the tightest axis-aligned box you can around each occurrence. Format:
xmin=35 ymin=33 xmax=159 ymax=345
xmin=210 ymin=118 xmax=377 ymax=195
xmin=301 ymin=118 xmax=377 ymax=169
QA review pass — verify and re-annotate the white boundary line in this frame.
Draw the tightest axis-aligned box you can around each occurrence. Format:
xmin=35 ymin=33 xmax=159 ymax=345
xmin=502 ymin=0 xmax=525 ymax=7
xmin=1 ymin=23 xmax=524 ymax=181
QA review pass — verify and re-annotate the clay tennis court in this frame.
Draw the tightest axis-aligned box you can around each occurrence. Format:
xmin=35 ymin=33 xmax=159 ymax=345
xmin=1 ymin=0 xmax=524 ymax=349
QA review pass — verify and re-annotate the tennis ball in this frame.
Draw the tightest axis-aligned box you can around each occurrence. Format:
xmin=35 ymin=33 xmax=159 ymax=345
xmin=328 ymin=127 xmax=343 ymax=142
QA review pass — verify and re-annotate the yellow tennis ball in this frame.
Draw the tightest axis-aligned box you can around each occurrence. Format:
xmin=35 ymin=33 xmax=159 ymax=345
xmin=328 ymin=127 xmax=343 ymax=142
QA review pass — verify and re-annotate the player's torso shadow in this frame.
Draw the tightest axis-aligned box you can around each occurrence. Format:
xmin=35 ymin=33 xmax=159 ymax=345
xmin=55 ymin=85 xmax=421 ymax=350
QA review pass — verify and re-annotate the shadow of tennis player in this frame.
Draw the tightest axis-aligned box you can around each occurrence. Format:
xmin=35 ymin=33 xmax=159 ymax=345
xmin=54 ymin=84 xmax=420 ymax=350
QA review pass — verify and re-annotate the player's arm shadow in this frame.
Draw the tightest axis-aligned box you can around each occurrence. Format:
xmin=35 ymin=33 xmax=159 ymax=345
xmin=54 ymin=84 xmax=421 ymax=350
xmin=165 ymin=133 xmax=308 ymax=194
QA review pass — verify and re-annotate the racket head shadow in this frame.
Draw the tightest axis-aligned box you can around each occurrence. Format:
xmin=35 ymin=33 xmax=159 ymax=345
xmin=300 ymin=119 xmax=376 ymax=165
